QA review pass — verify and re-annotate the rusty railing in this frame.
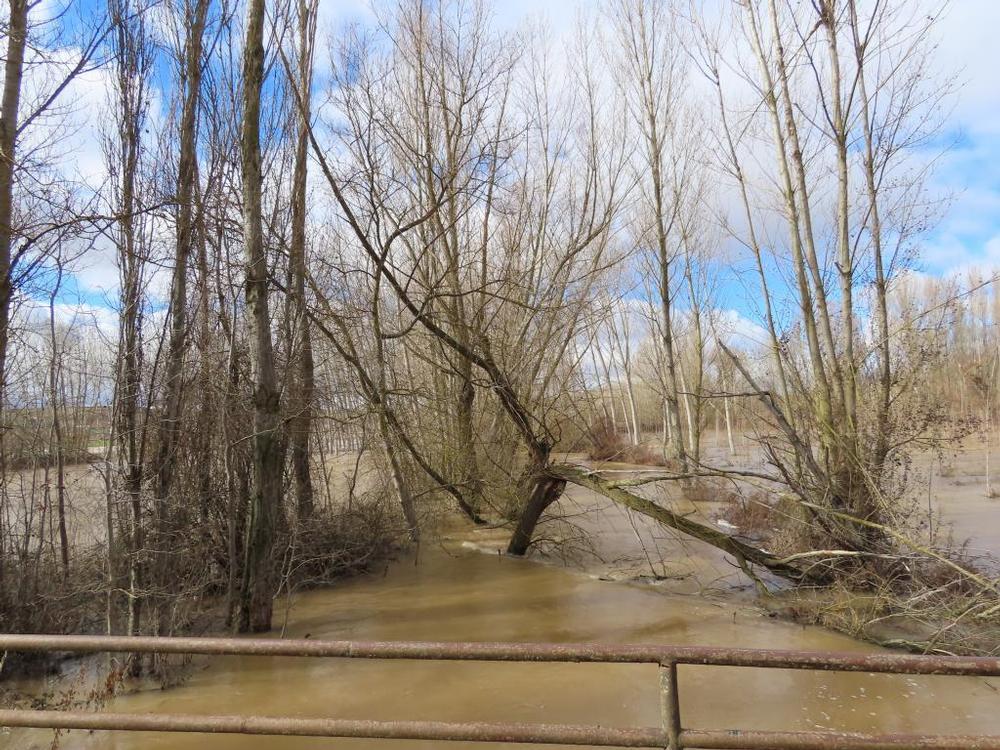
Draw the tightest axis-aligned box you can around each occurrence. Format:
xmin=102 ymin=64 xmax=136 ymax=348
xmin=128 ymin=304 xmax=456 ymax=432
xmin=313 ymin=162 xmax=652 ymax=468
xmin=1 ymin=634 xmax=999 ymax=748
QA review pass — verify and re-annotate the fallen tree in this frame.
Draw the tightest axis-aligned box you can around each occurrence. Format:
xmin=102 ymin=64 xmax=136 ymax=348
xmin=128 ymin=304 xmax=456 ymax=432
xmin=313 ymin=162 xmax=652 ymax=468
xmin=546 ymin=464 xmax=828 ymax=585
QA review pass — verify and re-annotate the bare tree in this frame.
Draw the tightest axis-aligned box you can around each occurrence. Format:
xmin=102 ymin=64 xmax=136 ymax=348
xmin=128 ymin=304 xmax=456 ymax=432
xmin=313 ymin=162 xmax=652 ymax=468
xmin=694 ymin=0 xmax=955 ymax=555
xmin=286 ymin=0 xmax=317 ymax=518
xmin=104 ymin=0 xmax=156 ymax=639
xmin=0 ymin=0 xmax=106 ymax=602
xmin=238 ymin=0 xmax=286 ymax=633
xmin=607 ymin=0 xmax=688 ymax=468
xmin=0 ymin=1 xmax=30 ymax=468
xmin=154 ymin=0 xmax=211 ymax=527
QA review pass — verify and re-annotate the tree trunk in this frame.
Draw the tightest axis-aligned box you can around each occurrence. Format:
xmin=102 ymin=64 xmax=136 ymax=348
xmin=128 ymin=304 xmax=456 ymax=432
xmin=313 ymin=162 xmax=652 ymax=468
xmin=724 ymin=392 xmax=735 ymax=456
xmin=238 ymin=0 xmax=285 ymax=634
xmin=743 ymin=1 xmax=835 ymax=448
xmin=849 ymin=1 xmax=890 ymax=471
xmin=289 ymin=0 xmax=316 ymax=518
xmin=155 ymin=0 xmax=209 ymax=514
xmin=506 ymin=470 xmax=566 ymax=556
xmin=48 ymin=284 xmax=69 ymax=574
xmin=636 ymin=18 xmax=687 ymax=468
xmin=378 ymin=412 xmax=419 ymax=542
xmin=0 ymin=0 xmax=27 ymax=392
xmin=0 ymin=0 xmax=29 ymax=594
xmin=454 ymin=361 xmax=482 ymax=509
xmin=550 ymin=464 xmax=825 ymax=584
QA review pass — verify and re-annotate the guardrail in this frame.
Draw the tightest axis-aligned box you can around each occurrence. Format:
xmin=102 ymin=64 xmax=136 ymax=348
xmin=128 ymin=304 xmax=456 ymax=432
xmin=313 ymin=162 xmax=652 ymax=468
xmin=1 ymin=634 xmax=999 ymax=748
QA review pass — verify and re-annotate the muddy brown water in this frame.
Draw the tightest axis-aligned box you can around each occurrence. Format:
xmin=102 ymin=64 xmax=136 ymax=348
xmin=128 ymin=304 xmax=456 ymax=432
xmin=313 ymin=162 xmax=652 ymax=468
xmin=5 ymin=547 xmax=1000 ymax=749
xmin=6 ymin=446 xmax=1000 ymax=748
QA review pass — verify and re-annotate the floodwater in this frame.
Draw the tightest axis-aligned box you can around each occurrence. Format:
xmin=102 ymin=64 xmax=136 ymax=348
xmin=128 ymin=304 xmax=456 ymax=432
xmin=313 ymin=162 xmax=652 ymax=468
xmin=6 ymin=546 xmax=1000 ymax=749
xmin=6 ymin=440 xmax=1000 ymax=749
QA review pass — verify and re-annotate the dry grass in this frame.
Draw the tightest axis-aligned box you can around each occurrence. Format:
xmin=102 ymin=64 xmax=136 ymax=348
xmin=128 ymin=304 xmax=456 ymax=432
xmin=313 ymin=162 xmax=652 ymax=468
xmin=707 ymin=481 xmax=1000 ymax=656
xmin=717 ymin=492 xmax=775 ymax=536
xmin=778 ymin=562 xmax=1000 ymax=657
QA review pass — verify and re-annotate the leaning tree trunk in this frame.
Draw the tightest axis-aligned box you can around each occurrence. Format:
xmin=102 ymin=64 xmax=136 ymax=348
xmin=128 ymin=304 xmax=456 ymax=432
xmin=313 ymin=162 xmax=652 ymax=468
xmin=506 ymin=465 xmax=566 ymax=557
xmin=377 ymin=411 xmax=420 ymax=542
xmin=549 ymin=465 xmax=825 ymax=584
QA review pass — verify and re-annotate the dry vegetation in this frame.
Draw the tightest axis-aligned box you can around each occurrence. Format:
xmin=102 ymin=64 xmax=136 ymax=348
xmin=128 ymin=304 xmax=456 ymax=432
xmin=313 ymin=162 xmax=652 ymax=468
xmin=0 ymin=0 xmax=998 ymax=679
xmin=586 ymin=418 xmax=670 ymax=466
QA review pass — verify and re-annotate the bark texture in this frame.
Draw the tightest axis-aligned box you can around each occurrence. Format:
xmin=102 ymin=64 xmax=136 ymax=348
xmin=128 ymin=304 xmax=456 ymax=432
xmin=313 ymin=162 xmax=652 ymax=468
xmin=238 ymin=0 xmax=285 ymax=633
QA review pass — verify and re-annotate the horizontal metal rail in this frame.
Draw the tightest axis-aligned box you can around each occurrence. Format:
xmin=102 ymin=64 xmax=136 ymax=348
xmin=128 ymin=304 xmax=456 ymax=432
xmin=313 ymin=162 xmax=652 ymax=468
xmin=0 ymin=711 xmax=664 ymax=747
xmin=3 ymin=710 xmax=1000 ymax=749
xmin=2 ymin=633 xmax=998 ymax=674
xmin=1 ymin=634 xmax=999 ymax=749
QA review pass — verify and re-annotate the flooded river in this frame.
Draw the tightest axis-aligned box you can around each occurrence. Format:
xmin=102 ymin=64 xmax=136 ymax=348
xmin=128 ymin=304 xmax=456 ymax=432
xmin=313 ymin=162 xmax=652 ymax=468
xmin=6 ymin=545 xmax=1000 ymax=749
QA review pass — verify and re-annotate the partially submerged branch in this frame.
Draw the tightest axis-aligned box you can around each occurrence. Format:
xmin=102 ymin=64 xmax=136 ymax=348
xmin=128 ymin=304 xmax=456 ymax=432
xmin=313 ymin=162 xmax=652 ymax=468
xmin=548 ymin=464 xmax=828 ymax=584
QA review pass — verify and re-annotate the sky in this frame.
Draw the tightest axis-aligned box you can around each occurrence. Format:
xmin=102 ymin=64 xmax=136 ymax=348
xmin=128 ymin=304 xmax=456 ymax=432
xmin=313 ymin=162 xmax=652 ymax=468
xmin=26 ymin=0 xmax=1000 ymax=329
xmin=328 ymin=0 xmax=1000 ymax=279
xmin=917 ymin=1 xmax=1000 ymax=276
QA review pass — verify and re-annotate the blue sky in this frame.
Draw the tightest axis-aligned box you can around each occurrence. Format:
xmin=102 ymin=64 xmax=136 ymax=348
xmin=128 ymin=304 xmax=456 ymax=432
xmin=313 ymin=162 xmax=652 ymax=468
xmin=229 ymin=0 xmax=1000 ymax=281
xmin=36 ymin=0 xmax=1000 ymax=327
xmin=491 ymin=0 xmax=1000 ymax=280
xmin=871 ymin=1 xmax=999 ymax=278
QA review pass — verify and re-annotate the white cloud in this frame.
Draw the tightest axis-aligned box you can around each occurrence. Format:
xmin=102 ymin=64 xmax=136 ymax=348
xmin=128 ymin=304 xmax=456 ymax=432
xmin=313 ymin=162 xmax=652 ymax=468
xmin=13 ymin=295 xmax=119 ymax=339
xmin=922 ymin=232 xmax=1000 ymax=282
xmin=711 ymin=308 xmax=770 ymax=350
xmin=19 ymin=0 xmax=1000 ymax=313
xmin=934 ymin=0 xmax=1000 ymax=138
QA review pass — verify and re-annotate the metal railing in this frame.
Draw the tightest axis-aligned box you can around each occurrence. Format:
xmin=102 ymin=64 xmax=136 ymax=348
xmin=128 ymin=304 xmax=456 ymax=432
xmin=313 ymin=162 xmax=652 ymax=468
xmin=1 ymin=634 xmax=1000 ymax=748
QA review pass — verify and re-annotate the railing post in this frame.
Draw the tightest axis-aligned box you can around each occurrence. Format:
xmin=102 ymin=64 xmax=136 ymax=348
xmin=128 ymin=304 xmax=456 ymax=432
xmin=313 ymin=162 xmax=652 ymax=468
xmin=659 ymin=659 xmax=681 ymax=750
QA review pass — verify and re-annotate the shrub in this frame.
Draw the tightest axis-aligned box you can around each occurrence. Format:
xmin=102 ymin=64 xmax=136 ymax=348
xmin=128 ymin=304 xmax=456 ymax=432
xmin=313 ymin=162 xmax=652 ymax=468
xmin=281 ymin=488 xmax=400 ymax=589
xmin=586 ymin=418 xmax=668 ymax=466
